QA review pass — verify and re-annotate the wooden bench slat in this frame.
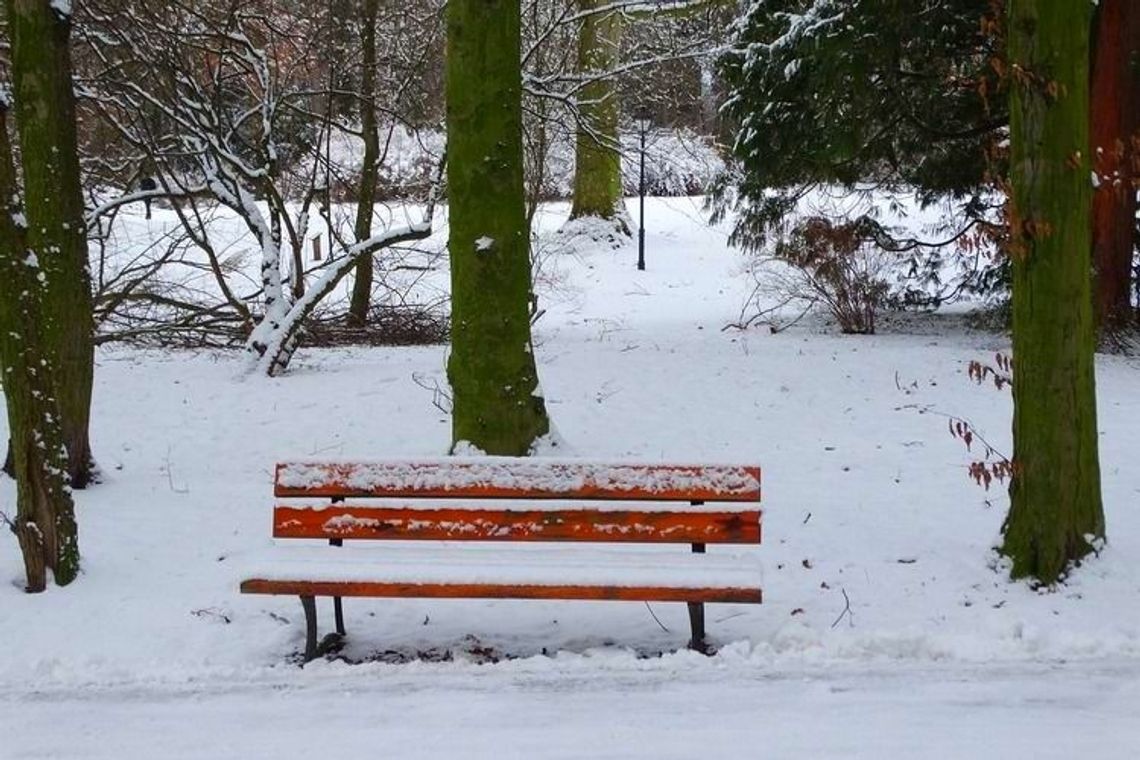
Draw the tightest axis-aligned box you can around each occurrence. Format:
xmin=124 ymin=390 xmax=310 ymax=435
xmin=275 ymin=459 xmax=762 ymax=502
xmin=238 ymin=544 xmax=761 ymax=592
xmin=241 ymin=578 xmax=762 ymax=604
xmin=273 ymin=505 xmax=762 ymax=543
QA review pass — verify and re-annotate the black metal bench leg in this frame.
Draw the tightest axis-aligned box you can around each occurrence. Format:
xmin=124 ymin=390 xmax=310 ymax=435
xmin=300 ymin=595 xmax=318 ymax=662
xmin=687 ymin=601 xmax=706 ymax=652
xmin=330 ymin=511 xmax=347 ymax=637
xmin=333 ymin=596 xmax=346 ymax=636
xmin=688 ymin=540 xmax=709 ymax=653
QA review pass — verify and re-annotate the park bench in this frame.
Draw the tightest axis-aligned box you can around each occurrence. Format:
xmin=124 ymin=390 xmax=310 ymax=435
xmin=240 ymin=458 xmax=763 ymax=661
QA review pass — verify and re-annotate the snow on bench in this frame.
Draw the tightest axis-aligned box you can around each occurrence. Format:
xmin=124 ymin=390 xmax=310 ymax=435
xmin=274 ymin=458 xmax=762 ymax=501
xmin=242 ymin=457 xmax=763 ymax=661
xmin=240 ymin=544 xmax=763 ymax=599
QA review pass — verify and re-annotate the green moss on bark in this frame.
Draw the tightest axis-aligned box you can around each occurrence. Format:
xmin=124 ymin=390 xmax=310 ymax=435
xmin=446 ymin=1 xmax=550 ymax=455
xmin=569 ymin=0 xmax=626 ymax=227
xmin=0 ymin=100 xmax=80 ymax=591
xmin=7 ymin=0 xmax=95 ymax=486
xmin=1001 ymin=0 xmax=1105 ymax=584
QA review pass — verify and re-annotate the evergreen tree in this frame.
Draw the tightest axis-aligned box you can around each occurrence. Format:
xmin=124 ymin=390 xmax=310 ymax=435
xmin=717 ymin=1 xmax=1004 ymax=269
xmin=446 ymin=1 xmax=552 ymax=454
xmin=1001 ymin=0 xmax=1105 ymax=583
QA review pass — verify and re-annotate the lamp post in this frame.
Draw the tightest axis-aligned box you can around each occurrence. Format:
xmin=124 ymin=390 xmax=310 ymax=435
xmin=633 ymin=107 xmax=651 ymax=271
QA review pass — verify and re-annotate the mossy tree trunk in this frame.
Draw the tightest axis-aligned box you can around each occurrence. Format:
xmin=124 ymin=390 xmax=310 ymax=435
xmin=446 ymin=0 xmax=551 ymax=454
xmin=1001 ymin=0 xmax=1105 ymax=584
xmin=7 ymin=0 xmax=96 ymax=487
xmin=568 ymin=0 xmax=627 ymax=230
xmin=0 ymin=99 xmax=80 ymax=592
xmin=1090 ymin=0 xmax=1139 ymax=343
xmin=347 ymin=0 xmax=382 ymax=328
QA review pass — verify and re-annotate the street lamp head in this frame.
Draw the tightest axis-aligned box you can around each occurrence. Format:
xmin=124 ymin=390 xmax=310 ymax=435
xmin=633 ymin=106 xmax=652 ymax=133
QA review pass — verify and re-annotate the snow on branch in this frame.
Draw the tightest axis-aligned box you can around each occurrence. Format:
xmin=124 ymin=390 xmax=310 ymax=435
xmin=248 ymin=156 xmax=447 ymax=377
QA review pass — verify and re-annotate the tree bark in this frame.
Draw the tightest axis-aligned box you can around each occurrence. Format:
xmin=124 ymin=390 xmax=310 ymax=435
xmin=7 ymin=0 xmax=96 ymax=487
xmin=0 ymin=99 xmax=80 ymax=592
xmin=1090 ymin=0 xmax=1140 ymax=344
xmin=568 ymin=0 xmax=628 ymax=232
xmin=1001 ymin=0 xmax=1105 ymax=584
xmin=347 ymin=0 xmax=382 ymax=327
xmin=446 ymin=1 xmax=551 ymax=455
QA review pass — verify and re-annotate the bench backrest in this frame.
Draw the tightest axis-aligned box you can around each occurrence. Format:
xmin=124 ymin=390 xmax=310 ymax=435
xmin=272 ymin=458 xmax=762 ymax=545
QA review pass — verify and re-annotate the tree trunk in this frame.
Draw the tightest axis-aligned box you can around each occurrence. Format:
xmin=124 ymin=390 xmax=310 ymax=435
xmin=1001 ymin=0 xmax=1105 ymax=584
xmin=568 ymin=0 xmax=628 ymax=232
xmin=0 ymin=100 xmax=80 ymax=592
xmin=7 ymin=0 xmax=96 ymax=487
xmin=1090 ymin=0 xmax=1140 ymax=344
xmin=699 ymin=56 xmax=719 ymax=135
xmin=347 ymin=0 xmax=382 ymax=328
xmin=446 ymin=1 xmax=551 ymax=455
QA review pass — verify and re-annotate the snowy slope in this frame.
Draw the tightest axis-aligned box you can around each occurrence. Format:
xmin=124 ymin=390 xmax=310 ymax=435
xmin=2 ymin=197 xmax=1139 ymax=757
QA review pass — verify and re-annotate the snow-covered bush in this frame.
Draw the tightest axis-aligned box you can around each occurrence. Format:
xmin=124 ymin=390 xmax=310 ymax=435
xmin=299 ymin=127 xmax=446 ymax=202
xmin=321 ymin=124 xmax=725 ymax=202
xmin=619 ymin=129 xmax=725 ymax=198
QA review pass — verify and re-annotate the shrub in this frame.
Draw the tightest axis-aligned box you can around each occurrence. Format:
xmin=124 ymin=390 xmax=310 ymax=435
xmin=773 ymin=216 xmax=894 ymax=334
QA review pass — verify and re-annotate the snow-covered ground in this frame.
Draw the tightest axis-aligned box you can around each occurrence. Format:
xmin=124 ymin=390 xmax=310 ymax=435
xmin=3 ymin=197 xmax=1139 ymax=757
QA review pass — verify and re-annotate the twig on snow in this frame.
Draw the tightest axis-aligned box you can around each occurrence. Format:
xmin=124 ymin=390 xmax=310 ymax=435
xmin=644 ymin=602 xmax=671 ymax=633
xmin=830 ymin=587 xmax=853 ymax=629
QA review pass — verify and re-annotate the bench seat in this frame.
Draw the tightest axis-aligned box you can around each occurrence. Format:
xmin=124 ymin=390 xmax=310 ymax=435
xmin=240 ymin=544 xmax=763 ymax=602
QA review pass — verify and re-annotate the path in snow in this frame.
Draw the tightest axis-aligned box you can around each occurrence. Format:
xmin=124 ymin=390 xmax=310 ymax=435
xmin=4 ymin=660 xmax=1137 ymax=759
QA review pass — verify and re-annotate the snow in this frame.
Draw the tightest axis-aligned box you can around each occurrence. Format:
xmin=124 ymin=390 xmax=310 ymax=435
xmin=279 ymin=496 xmax=757 ymax=515
xmin=275 ymin=458 xmax=761 ymax=500
xmin=240 ymin=543 xmax=762 ymax=590
xmin=2 ymin=196 xmax=1139 ymax=755
xmin=7 ymin=658 xmax=1138 ymax=759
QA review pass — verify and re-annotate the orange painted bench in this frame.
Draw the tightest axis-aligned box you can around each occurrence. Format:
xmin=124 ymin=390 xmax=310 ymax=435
xmin=240 ymin=458 xmax=763 ymax=661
